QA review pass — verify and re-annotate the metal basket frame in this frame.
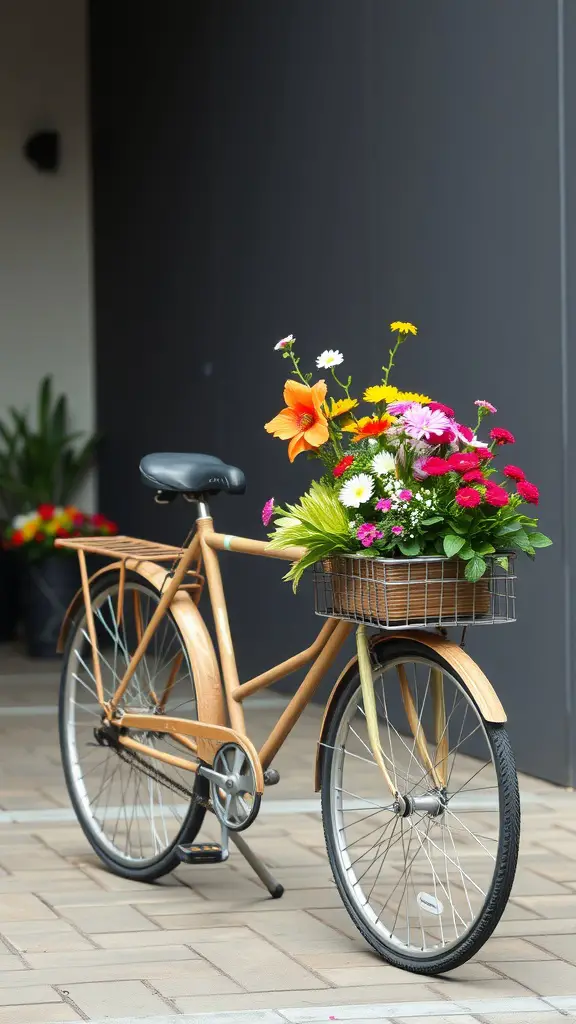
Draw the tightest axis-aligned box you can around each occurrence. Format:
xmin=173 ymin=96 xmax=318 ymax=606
xmin=313 ymin=552 xmax=517 ymax=630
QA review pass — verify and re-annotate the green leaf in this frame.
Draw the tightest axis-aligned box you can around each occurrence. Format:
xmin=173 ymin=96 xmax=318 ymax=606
xmin=398 ymin=539 xmax=421 ymax=557
xmin=465 ymin=554 xmax=487 ymax=581
xmin=443 ymin=534 xmax=466 ymax=558
xmin=496 ymin=555 xmax=509 ymax=571
xmin=459 ymin=544 xmax=475 ymax=560
xmin=474 ymin=541 xmax=496 ymax=555
xmin=527 ymin=532 xmax=553 ymax=549
xmin=510 ymin=529 xmax=533 ymax=553
xmin=495 ymin=520 xmax=523 ymax=536
xmin=447 ymin=520 xmax=467 ymax=536
xmin=421 ymin=515 xmax=443 ymax=526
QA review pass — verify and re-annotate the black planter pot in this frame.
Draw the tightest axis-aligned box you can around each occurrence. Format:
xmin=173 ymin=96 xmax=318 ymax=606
xmin=0 ymin=547 xmax=21 ymax=642
xmin=22 ymin=555 xmax=81 ymax=658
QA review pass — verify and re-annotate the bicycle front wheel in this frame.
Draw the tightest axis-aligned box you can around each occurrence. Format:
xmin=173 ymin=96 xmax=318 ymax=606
xmin=321 ymin=637 xmax=520 ymax=974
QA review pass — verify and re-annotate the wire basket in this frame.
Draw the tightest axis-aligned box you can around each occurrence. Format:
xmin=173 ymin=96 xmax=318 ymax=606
xmin=314 ymin=553 xmax=516 ymax=629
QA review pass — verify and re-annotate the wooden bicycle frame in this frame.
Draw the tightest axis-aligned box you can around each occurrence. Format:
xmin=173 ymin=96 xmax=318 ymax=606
xmin=57 ymin=501 xmax=506 ymax=799
xmin=62 ymin=509 xmax=353 ymax=788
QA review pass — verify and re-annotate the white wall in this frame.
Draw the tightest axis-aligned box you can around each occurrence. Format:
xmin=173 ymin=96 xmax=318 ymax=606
xmin=0 ymin=0 xmax=94 ymax=509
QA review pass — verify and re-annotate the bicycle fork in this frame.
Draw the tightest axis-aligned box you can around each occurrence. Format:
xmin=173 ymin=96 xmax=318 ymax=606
xmin=355 ymin=626 xmax=446 ymax=814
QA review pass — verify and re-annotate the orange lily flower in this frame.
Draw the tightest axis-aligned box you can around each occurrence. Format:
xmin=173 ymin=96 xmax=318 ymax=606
xmin=265 ymin=379 xmax=329 ymax=461
xmin=344 ymin=415 xmax=393 ymax=442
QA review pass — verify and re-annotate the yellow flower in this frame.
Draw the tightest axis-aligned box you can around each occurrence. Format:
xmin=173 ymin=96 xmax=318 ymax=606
xmin=325 ymin=397 xmax=358 ymax=419
xmin=395 ymin=389 xmax=431 ymax=405
xmin=363 ymin=384 xmax=400 ymax=404
xmin=390 ymin=321 xmax=418 ymax=335
xmin=21 ymin=518 xmax=40 ymax=541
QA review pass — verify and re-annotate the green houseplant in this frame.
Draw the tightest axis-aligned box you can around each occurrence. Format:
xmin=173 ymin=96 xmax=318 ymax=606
xmin=0 ymin=377 xmax=115 ymax=656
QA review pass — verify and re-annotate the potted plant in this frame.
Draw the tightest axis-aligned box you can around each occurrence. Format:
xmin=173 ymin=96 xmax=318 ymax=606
xmin=0 ymin=417 xmax=24 ymax=641
xmin=0 ymin=375 xmax=113 ymax=656
xmin=262 ymin=325 xmax=551 ymax=625
xmin=3 ymin=506 xmax=118 ymax=657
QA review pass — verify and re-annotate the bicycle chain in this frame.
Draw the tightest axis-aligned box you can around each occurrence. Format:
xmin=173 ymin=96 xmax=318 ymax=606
xmin=114 ymin=744 xmax=210 ymax=809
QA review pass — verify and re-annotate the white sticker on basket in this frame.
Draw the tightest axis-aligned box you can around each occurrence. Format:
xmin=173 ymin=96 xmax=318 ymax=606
xmin=417 ymin=892 xmax=444 ymax=915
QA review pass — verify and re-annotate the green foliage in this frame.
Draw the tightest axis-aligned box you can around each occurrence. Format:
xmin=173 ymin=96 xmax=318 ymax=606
xmin=267 ymin=479 xmax=351 ymax=590
xmin=0 ymin=376 xmax=99 ymax=515
xmin=443 ymin=533 xmax=466 ymax=558
xmin=465 ymin=553 xmax=487 ymax=582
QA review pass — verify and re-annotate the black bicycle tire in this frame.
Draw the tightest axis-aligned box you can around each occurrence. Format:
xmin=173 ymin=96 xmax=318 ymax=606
xmin=59 ymin=569 xmax=206 ymax=882
xmin=320 ymin=636 xmax=520 ymax=975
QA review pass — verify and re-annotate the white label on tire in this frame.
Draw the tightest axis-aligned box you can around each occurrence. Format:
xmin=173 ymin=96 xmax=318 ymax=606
xmin=417 ymin=892 xmax=444 ymax=916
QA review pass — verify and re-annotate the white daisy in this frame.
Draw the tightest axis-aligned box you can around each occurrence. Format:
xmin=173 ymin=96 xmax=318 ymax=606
xmin=372 ymin=451 xmax=395 ymax=476
xmin=274 ymin=334 xmax=294 ymax=351
xmin=13 ymin=511 xmax=39 ymax=529
xmin=316 ymin=349 xmax=344 ymax=369
xmin=339 ymin=473 xmax=374 ymax=508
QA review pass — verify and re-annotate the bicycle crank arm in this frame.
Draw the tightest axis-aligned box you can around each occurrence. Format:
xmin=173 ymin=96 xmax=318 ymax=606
xmin=356 ymin=625 xmax=397 ymax=799
xmin=197 ymin=765 xmax=230 ymax=788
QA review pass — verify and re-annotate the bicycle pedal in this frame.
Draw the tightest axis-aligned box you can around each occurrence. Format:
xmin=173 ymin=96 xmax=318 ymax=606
xmin=176 ymin=842 xmax=228 ymax=865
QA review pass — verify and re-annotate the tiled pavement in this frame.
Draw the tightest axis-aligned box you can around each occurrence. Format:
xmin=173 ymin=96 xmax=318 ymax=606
xmin=1 ymin=648 xmax=576 ymax=1023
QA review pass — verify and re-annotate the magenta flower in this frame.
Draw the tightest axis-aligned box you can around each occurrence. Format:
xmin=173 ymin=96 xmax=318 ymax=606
xmin=387 ymin=401 xmax=414 ymax=415
xmin=475 ymin=399 xmax=497 ymax=414
xmin=356 ymin=523 xmax=384 ymax=547
xmin=398 ymin=489 xmax=413 ymax=502
xmin=376 ymin=498 xmax=392 ymax=512
xmin=261 ymin=497 xmax=275 ymax=527
xmin=391 ymin=525 xmax=404 ymax=536
xmin=402 ymin=404 xmax=452 ymax=441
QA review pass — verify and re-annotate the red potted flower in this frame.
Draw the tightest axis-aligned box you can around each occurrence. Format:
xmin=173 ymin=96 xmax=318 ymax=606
xmin=4 ymin=506 xmax=118 ymax=657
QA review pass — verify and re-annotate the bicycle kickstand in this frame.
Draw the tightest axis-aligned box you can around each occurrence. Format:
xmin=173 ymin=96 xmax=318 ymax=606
xmin=177 ymin=821 xmax=284 ymax=899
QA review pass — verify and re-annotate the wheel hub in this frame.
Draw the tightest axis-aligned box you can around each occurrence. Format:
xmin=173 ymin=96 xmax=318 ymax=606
xmin=393 ymin=790 xmax=446 ymax=818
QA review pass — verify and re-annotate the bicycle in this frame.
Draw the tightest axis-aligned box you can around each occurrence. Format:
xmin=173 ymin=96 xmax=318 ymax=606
xmin=56 ymin=450 xmax=520 ymax=976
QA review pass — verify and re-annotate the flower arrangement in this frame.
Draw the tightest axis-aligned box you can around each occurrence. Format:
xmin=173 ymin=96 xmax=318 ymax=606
xmin=263 ymin=325 xmax=551 ymax=588
xmin=3 ymin=505 xmax=118 ymax=561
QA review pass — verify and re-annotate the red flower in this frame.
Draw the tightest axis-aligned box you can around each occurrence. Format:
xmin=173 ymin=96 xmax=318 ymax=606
xmin=447 ymin=452 xmax=480 ymax=472
xmin=38 ymin=504 xmax=55 ymax=521
xmin=484 ymin=483 xmax=509 ymax=507
xmin=91 ymin=512 xmax=107 ymax=526
xmin=517 ymin=480 xmax=539 ymax=505
xmin=56 ymin=527 xmax=71 ymax=538
xmin=333 ymin=455 xmax=355 ymax=478
xmin=73 ymin=512 xmax=85 ymax=527
xmin=455 ymin=487 xmax=481 ymax=508
xmin=10 ymin=530 xmax=24 ymax=547
xmin=421 ymin=457 xmax=450 ymax=476
xmin=461 ymin=469 xmax=485 ymax=484
xmin=34 ymin=531 xmax=45 ymax=542
xmin=432 ymin=429 xmax=456 ymax=445
xmin=429 ymin=402 xmax=455 ymax=418
xmin=504 ymin=465 xmax=525 ymax=482
xmin=457 ymin=424 xmax=475 ymax=443
xmin=476 ymin=447 xmax=494 ymax=461
xmin=490 ymin=427 xmax=515 ymax=446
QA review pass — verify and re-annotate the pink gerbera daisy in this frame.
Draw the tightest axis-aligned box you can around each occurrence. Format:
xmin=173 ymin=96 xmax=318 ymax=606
xmin=402 ymin=404 xmax=452 ymax=441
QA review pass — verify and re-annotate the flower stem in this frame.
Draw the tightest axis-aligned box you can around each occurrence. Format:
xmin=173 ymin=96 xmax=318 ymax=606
xmin=286 ymin=348 xmax=309 ymax=385
xmin=382 ymin=332 xmax=404 ymax=385
xmin=330 ymin=367 xmax=352 ymax=399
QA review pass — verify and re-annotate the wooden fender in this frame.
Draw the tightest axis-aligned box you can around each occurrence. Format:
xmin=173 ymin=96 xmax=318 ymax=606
xmin=58 ymin=558 xmax=227 ymax=764
xmin=314 ymin=629 xmax=506 ymax=792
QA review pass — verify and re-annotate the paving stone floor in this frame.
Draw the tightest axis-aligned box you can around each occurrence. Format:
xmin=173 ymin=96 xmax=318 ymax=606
xmin=0 ymin=647 xmax=575 ymax=1023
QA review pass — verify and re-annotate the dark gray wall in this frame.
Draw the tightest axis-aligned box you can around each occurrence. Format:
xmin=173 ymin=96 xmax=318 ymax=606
xmin=91 ymin=1 xmax=571 ymax=783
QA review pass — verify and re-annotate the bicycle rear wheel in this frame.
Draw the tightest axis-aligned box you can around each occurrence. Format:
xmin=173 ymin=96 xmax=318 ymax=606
xmin=59 ymin=569 xmax=205 ymax=881
xmin=321 ymin=637 xmax=520 ymax=974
